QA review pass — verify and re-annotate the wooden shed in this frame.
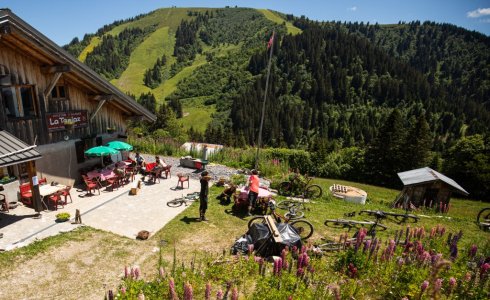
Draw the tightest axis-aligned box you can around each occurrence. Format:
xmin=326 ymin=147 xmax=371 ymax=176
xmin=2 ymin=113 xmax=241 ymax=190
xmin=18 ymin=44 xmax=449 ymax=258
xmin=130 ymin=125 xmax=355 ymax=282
xmin=0 ymin=9 xmax=155 ymax=193
xmin=392 ymin=167 xmax=469 ymax=210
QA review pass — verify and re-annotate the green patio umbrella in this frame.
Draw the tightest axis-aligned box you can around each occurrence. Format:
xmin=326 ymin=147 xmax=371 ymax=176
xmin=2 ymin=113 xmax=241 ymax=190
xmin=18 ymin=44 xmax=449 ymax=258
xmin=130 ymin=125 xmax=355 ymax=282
xmin=84 ymin=146 xmax=119 ymax=157
xmin=106 ymin=141 xmax=133 ymax=151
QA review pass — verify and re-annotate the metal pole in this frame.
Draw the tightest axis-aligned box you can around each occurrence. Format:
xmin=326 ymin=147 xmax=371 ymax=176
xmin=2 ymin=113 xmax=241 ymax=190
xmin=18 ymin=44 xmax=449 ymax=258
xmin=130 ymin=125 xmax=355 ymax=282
xmin=255 ymin=32 xmax=274 ymax=170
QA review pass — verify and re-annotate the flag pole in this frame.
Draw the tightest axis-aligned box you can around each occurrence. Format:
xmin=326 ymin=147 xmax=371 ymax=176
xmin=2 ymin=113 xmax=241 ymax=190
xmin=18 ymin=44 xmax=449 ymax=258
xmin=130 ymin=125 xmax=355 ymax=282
xmin=255 ymin=31 xmax=274 ymax=170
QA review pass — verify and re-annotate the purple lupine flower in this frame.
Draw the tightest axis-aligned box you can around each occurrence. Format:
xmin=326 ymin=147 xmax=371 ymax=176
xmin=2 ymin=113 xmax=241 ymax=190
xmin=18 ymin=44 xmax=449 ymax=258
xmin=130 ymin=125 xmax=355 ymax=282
xmin=159 ymin=267 xmax=165 ymax=278
xmin=404 ymin=242 xmax=413 ymax=253
xmin=449 ymin=277 xmax=456 ymax=290
xmin=281 ymin=249 xmax=287 ymax=269
xmin=469 ymin=244 xmax=478 ymax=258
xmin=108 ymin=290 xmax=114 ymax=300
xmin=273 ymin=257 xmax=282 ymax=276
xmin=169 ymin=278 xmax=178 ymax=300
xmin=205 ymin=282 xmax=211 ymax=300
xmin=421 ymin=280 xmax=429 ymax=293
xmin=133 ymin=266 xmax=140 ymax=280
xmin=434 ymin=278 xmax=443 ymax=292
xmin=363 ymin=239 xmax=371 ymax=253
xmin=296 ymin=267 xmax=304 ymax=277
xmin=481 ymin=263 xmax=490 ymax=279
xmin=247 ymin=244 xmax=254 ymax=255
xmin=348 ymin=263 xmax=358 ymax=278
xmin=254 ymin=256 xmax=262 ymax=263
xmin=450 ymin=243 xmax=458 ymax=260
xmin=287 ymin=296 xmax=293 ymax=300
xmin=430 ymin=227 xmax=436 ymax=238
xmin=420 ymin=251 xmax=431 ymax=264
xmin=283 ymin=261 xmax=289 ymax=270
xmin=307 ymin=265 xmax=315 ymax=274
xmin=231 ymin=287 xmax=238 ymax=300
xmin=216 ymin=289 xmax=224 ymax=300
xmin=124 ymin=266 xmax=130 ymax=278
xmin=431 ymin=253 xmax=442 ymax=265
xmin=292 ymin=245 xmax=298 ymax=255
xmin=120 ymin=287 xmax=126 ymax=295
xmin=464 ymin=272 xmax=472 ymax=282
xmin=297 ymin=253 xmax=304 ymax=269
xmin=301 ymin=245 xmax=307 ymax=253
xmin=184 ymin=282 xmax=193 ymax=300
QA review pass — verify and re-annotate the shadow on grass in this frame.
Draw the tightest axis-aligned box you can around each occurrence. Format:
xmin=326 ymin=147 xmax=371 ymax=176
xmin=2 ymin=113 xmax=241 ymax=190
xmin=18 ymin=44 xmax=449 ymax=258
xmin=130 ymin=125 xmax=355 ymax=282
xmin=180 ymin=215 xmax=201 ymax=224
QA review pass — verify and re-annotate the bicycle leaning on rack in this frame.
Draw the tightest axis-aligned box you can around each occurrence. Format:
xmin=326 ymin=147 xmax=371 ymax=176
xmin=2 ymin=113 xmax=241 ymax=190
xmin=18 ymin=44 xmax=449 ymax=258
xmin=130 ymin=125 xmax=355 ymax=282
xmin=167 ymin=192 xmax=200 ymax=207
xmin=248 ymin=200 xmax=314 ymax=240
xmin=359 ymin=209 xmax=419 ymax=223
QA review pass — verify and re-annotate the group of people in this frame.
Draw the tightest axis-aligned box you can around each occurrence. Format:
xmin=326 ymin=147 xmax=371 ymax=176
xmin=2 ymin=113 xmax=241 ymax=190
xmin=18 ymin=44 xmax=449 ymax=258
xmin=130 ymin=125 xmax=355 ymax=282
xmin=199 ymin=169 xmax=260 ymax=221
xmin=134 ymin=152 xmax=260 ymax=222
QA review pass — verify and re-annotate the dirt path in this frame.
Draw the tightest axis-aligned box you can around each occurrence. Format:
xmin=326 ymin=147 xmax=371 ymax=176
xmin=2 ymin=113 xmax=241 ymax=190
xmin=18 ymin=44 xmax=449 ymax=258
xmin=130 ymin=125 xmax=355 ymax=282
xmin=0 ymin=228 xmax=158 ymax=300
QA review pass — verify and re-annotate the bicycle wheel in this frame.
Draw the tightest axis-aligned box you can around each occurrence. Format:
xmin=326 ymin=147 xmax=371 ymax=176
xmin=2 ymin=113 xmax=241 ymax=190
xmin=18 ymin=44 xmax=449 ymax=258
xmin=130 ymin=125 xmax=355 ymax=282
xmin=278 ymin=182 xmax=292 ymax=196
xmin=477 ymin=208 xmax=490 ymax=224
xmin=167 ymin=199 xmax=184 ymax=207
xmin=277 ymin=200 xmax=295 ymax=210
xmin=324 ymin=219 xmax=350 ymax=229
xmin=394 ymin=214 xmax=419 ymax=223
xmin=304 ymin=184 xmax=322 ymax=199
xmin=290 ymin=220 xmax=314 ymax=239
xmin=285 ymin=208 xmax=305 ymax=220
xmin=248 ymin=216 xmax=266 ymax=228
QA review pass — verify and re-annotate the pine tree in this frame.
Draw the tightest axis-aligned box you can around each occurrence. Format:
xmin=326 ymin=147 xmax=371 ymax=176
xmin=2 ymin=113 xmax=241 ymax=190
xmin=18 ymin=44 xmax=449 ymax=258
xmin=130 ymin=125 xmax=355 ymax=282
xmin=403 ymin=114 xmax=432 ymax=169
xmin=364 ymin=109 xmax=406 ymax=187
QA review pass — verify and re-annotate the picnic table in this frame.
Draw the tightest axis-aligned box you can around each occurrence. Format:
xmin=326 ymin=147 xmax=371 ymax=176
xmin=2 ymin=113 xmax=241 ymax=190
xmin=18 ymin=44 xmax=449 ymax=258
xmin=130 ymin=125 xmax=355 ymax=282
xmin=234 ymin=187 xmax=273 ymax=213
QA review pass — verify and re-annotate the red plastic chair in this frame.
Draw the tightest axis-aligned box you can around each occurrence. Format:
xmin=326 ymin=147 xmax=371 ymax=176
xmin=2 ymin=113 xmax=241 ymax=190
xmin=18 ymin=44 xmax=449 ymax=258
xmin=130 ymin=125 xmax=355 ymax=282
xmin=82 ymin=175 xmax=100 ymax=195
xmin=61 ymin=186 xmax=72 ymax=204
xmin=49 ymin=192 xmax=64 ymax=210
xmin=19 ymin=183 xmax=33 ymax=206
xmin=38 ymin=178 xmax=47 ymax=185
xmin=177 ymin=174 xmax=190 ymax=189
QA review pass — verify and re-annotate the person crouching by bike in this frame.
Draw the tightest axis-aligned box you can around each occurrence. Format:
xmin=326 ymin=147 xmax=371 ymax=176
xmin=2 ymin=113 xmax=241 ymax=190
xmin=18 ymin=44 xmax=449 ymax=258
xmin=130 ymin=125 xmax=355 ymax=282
xmin=199 ymin=171 xmax=212 ymax=221
xmin=247 ymin=169 xmax=260 ymax=216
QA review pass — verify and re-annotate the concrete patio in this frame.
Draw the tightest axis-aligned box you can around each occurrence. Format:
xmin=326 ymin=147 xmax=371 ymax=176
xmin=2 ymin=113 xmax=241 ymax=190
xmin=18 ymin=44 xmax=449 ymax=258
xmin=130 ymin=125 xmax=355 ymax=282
xmin=0 ymin=173 xmax=201 ymax=251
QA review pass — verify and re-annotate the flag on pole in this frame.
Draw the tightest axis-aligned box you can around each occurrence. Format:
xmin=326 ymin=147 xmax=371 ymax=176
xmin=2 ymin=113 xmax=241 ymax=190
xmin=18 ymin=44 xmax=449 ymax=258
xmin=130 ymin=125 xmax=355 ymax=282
xmin=267 ymin=32 xmax=275 ymax=49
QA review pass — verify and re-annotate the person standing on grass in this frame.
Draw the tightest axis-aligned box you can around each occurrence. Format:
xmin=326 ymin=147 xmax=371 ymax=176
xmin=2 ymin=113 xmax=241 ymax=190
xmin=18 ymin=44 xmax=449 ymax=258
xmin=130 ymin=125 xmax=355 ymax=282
xmin=199 ymin=171 xmax=211 ymax=221
xmin=247 ymin=169 xmax=260 ymax=216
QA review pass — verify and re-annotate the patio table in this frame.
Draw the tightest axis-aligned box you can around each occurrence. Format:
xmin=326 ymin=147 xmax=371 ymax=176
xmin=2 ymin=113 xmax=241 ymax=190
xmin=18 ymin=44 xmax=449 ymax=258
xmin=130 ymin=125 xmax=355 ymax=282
xmin=237 ymin=187 xmax=272 ymax=201
xmin=86 ymin=169 xmax=116 ymax=181
xmin=39 ymin=184 xmax=67 ymax=210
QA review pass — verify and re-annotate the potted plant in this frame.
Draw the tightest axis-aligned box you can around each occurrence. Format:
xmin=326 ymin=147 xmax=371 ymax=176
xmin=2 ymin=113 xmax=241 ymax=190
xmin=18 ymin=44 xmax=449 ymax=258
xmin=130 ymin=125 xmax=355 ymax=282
xmin=0 ymin=175 xmax=16 ymax=184
xmin=55 ymin=212 xmax=71 ymax=223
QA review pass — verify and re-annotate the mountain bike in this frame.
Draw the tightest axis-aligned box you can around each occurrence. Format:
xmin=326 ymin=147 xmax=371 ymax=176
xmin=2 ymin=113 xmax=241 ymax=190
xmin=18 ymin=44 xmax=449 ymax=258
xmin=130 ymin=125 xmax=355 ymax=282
xmin=359 ymin=209 xmax=419 ymax=223
xmin=167 ymin=192 xmax=200 ymax=207
xmin=313 ymin=236 xmax=373 ymax=254
xmin=248 ymin=200 xmax=314 ymax=239
xmin=278 ymin=174 xmax=322 ymax=199
xmin=324 ymin=212 xmax=388 ymax=237
xmin=477 ymin=207 xmax=490 ymax=230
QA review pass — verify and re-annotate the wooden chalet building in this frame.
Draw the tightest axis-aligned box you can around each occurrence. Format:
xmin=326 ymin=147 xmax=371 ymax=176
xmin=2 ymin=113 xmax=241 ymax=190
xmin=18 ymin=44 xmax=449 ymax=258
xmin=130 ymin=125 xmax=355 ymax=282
xmin=0 ymin=9 xmax=155 ymax=209
xmin=393 ymin=167 xmax=469 ymax=210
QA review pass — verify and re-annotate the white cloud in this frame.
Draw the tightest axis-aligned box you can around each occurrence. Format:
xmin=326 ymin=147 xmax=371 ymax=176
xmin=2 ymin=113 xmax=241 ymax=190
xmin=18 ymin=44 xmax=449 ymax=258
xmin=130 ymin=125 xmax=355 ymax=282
xmin=348 ymin=6 xmax=357 ymax=11
xmin=480 ymin=18 xmax=490 ymax=23
xmin=467 ymin=8 xmax=490 ymax=18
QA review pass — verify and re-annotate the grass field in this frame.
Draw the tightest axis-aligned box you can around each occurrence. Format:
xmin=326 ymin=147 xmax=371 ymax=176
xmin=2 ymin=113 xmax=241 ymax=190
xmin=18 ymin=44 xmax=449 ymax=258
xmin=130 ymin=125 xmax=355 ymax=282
xmin=112 ymin=26 xmax=175 ymax=97
xmin=259 ymin=9 xmax=302 ymax=35
xmin=178 ymin=96 xmax=216 ymax=132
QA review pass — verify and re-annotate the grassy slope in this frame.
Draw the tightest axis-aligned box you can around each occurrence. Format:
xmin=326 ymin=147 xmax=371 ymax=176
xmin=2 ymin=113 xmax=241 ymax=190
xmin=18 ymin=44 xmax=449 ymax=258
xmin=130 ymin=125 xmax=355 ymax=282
xmin=154 ymin=177 xmax=490 ymax=262
xmin=111 ymin=26 xmax=173 ymax=96
xmin=259 ymin=9 xmax=302 ymax=35
xmin=178 ymin=96 xmax=215 ymax=132
xmin=78 ymin=36 xmax=100 ymax=62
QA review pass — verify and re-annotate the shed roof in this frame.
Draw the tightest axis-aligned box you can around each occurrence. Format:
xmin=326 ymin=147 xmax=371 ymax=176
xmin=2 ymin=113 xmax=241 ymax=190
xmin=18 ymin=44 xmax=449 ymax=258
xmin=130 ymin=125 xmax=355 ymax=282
xmin=397 ymin=167 xmax=469 ymax=196
xmin=0 ymin=129 xmax=41 ymax=167
xmin=0 ymin=9 xmax=156 ymax=122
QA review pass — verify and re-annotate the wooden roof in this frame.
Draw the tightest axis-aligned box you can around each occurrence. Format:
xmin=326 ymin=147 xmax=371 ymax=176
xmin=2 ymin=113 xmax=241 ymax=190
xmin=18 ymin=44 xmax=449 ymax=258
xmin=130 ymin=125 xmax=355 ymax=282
xmin=397 ymin=167 xmax=469 ymax=196
xmin=0 ymin=9 xmax=156 ymax=122
xmin=0 ymin=129 xmax=41 ymax=167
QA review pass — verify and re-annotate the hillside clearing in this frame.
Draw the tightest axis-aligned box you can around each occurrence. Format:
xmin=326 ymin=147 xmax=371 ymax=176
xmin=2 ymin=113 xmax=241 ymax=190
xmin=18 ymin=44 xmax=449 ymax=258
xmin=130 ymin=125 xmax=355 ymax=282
xmin=259 ymin=9 xmax=302 ymax=35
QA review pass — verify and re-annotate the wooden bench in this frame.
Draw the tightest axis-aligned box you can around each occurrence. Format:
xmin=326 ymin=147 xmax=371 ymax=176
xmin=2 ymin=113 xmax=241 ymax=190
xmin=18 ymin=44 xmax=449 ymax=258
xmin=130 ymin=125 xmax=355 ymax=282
xmin=130 ymin=180 xmax=142 ymax=195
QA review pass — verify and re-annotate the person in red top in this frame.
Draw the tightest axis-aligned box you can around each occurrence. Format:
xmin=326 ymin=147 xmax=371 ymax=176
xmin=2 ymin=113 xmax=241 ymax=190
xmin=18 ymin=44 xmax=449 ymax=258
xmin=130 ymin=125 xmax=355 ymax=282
xmin=247 ymin=169 xmax=260 ymax=216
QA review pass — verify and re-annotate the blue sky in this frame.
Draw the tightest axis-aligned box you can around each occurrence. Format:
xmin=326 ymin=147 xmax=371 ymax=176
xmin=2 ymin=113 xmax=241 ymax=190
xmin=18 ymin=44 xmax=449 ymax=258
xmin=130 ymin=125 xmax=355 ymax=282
xmin=2 ymin=0 xmax=489 ymax=45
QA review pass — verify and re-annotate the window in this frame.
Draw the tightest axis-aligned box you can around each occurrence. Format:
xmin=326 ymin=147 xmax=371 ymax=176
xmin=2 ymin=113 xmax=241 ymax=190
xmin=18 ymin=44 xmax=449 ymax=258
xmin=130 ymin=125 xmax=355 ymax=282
xmin=51 ymin=85 xmax=67 ymax=99
xmin=1 ymin=85 xmax=37 ymax=118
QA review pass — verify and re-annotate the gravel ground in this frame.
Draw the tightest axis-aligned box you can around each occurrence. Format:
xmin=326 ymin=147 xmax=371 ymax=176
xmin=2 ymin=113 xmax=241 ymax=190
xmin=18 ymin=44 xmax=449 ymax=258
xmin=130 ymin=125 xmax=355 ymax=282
xmin=137 ymin=153 xmax=240 ymax=181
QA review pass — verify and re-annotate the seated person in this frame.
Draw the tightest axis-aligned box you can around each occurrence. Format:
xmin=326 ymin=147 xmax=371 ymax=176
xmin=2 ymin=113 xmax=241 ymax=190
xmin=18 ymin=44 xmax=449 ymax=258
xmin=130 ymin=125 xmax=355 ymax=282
xmin=150 ymin=156 xmax=165 ymax=180
xmin=134 ymin=152 xmax=146 ymax=168
xmin=216 ymin=184 xmax=237 ymax=205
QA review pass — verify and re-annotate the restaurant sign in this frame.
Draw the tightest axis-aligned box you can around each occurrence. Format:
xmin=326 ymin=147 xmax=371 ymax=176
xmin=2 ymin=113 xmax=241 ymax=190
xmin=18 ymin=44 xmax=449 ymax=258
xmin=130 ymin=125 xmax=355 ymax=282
xmin=46 ymin=110 xmax=88 ymax=131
